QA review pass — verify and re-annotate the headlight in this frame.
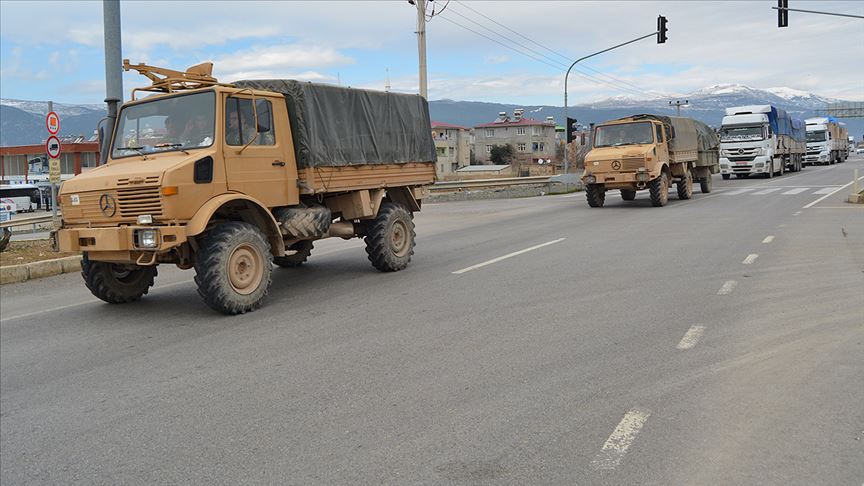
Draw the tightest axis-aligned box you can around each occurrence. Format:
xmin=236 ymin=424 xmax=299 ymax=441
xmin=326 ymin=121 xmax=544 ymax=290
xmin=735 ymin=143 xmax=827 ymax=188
xmin=135 ymin=229 xmax=159 ymax=248
xmin=755 ymin=162 xmax=764 ymax=167
xmin=137 ymin=214 xmax=153 ymax=225
xmin=585 ymin=174 xmax=597 ymax=184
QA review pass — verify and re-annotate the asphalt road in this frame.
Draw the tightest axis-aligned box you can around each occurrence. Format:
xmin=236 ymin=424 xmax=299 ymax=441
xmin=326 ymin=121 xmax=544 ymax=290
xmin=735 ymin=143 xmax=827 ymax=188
xmin=2 ymin=156 xmax=863 ymax=485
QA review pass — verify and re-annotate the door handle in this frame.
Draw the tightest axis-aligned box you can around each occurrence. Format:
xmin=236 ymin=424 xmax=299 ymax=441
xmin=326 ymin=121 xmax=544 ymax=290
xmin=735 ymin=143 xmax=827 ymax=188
xmin=272 ymin=160 xmax=286 ymax=167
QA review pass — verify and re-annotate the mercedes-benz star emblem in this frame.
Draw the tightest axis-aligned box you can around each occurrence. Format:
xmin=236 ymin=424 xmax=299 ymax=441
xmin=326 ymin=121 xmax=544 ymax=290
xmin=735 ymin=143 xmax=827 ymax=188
xmin=611 ymin=160 xmax=621 ymax=170
xmin=99 ymin=194 xmax=117 ymax=217
xmin=738 ymin=148 xmax=745 ymax=155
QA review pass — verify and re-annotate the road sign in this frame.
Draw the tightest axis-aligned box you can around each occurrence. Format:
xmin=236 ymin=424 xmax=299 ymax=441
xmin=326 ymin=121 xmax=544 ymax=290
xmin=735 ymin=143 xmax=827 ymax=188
xmin=49 ymin=158 xmax=61 ymax=183
xmin=46 ymin=111 xmax=60 ymax=135
xmin=46 ymin=135 xmax=61 ymax=158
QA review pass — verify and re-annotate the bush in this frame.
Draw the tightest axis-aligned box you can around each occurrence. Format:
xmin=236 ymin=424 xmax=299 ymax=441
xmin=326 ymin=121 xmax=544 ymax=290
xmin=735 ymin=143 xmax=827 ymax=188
xmin=489 ymin=144 xmax=515 ymax=165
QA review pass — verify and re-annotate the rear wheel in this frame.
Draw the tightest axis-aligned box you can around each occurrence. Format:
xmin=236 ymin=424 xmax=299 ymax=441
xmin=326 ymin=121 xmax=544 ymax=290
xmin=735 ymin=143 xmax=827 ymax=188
xmin=676 ymin=171 xmax=693 ymax=200
xmin=82 ymin=253 xmax=157 ymax=304
xmin=585 ymin=184 xmax=606 ymax=207
xmin=649 ymin=172 xmax=669 ymax=207
xmin=365 ymin=202 xmax=415 ymax=272
xmin=273 ymin=240 xmax=313 ymax=268
xmin=194 ymin=221 xmax=272 ymax=315
xmin=620 ymin=188 xmax=636 ymax=201
xmin=700 ymin=174 xmax=713 ymax=193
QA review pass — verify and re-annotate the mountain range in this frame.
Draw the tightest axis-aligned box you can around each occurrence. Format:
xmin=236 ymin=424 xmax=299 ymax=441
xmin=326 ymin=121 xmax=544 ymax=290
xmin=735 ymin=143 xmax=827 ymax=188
xmin=1 ymin=84 xmax=860 ymax=147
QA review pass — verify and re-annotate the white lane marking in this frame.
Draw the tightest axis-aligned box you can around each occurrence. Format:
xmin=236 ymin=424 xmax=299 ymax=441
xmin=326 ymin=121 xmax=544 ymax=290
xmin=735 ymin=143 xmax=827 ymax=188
xmin=717 ymin=280 xmax=738 ymax=295
xmin=781 ymin=187 xmax=809 ymax=195
xmin=762 ymin=236 xmax=775 ymax=244
xmin=793 ymin=211 xmax=802 ymax=216
xmin=752 ymin=187 xmax=783 ymax=195
xmin=676 ymin=325 xmax=706 ymax=350
xmin=452 ymin=238 xmax=566 ymax=274
xmin=0 ymin=279 xmax=193 ymax=322
xmin=812 ymin=186 xmax=840 ymax=195
xmin=742 ymin=254 xmax=759 ymax=265
xmin=590 ymin=409 xmax=651 ymax=471
xmin=722 ymin=188 xmax=757 ymax=196
xmin=803 ymin=176 xmax=864 ymax=209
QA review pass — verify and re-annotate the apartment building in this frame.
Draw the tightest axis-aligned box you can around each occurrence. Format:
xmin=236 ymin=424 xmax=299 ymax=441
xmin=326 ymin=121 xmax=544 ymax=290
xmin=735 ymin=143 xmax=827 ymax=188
xmin=473 ymin=109 xmax=557 ymax=164
xmin=431 ymin=121 xmax=471 ymax=178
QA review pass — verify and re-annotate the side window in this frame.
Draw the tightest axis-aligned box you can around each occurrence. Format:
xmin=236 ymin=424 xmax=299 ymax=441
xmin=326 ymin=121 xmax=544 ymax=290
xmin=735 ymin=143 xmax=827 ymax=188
xmin=655 ymin=124 xmax=663 ymax=143
xmin=226 ymin=98 xmax=275 ymax=146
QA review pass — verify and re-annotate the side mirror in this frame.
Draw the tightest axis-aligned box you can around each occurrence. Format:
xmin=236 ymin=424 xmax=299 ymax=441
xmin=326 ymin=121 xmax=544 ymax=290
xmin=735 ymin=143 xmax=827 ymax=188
xmin=97 ymin=117 xmax=111 ymax=163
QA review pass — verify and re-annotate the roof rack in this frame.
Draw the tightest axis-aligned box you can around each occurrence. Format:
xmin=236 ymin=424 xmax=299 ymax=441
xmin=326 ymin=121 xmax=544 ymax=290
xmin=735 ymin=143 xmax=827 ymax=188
xmin=123 ymin=59 xmax=231 ymax=98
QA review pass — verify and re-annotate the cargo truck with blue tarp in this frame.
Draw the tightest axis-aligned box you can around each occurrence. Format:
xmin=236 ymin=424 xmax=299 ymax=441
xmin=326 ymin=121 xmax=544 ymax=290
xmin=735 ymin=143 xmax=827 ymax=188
xmin=718 ymin=105 xmax=806 ymax=179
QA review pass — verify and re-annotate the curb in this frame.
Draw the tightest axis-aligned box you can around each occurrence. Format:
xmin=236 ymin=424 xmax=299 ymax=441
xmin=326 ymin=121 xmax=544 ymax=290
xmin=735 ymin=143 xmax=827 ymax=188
xmin=0 ymin=255 xmax=82 ymax=285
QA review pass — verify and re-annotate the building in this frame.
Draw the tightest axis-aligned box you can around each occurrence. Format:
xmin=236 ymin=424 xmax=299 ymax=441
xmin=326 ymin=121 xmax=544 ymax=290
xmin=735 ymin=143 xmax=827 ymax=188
xmin=1 ymin=136 xmax=100 ymax=185
xmin=431 ymin=121 xmax=471 ymax=178
xmin=473 ymin=109 xmax=557 ymax=167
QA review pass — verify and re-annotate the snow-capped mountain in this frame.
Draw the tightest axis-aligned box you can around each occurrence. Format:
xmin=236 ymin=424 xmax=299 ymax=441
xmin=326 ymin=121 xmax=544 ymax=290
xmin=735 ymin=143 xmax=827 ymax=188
xmin=1 ymin=99 xmax=105 ymax=117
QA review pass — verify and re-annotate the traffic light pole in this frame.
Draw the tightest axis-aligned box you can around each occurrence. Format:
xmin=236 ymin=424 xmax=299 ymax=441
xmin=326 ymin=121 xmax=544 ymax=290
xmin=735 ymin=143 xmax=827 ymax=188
xmin=563 ymin=30 xmax=658 ymax=179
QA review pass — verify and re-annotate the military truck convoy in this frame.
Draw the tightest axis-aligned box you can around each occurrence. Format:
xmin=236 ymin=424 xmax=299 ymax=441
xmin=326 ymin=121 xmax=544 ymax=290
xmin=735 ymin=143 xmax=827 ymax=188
xmin=581 ymin=114 xmax=719 ymax=207
xmin=55 ymin=62 xmax=436 ymax=314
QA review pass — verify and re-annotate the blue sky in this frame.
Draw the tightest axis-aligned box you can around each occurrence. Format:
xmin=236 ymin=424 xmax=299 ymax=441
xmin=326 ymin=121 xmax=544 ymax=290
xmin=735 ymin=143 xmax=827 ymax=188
xmin=1 ymin=1 xmax=862 ymax=105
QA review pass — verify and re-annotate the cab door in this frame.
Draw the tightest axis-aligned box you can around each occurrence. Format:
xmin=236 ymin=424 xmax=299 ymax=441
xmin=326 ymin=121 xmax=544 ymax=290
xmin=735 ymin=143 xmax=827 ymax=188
xmin=654 ymin=122 xmax=669 ymax=162
xmin=222 ymin=94 xmax=293 ymax=207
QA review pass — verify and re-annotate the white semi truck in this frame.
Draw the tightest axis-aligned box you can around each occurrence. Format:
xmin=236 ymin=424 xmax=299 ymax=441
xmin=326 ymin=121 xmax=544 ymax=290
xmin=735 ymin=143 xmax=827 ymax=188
xmin=804 ymin=117 xmax=847 ymax=165
xmin=719 ymin=105 xmax=805 ymax=179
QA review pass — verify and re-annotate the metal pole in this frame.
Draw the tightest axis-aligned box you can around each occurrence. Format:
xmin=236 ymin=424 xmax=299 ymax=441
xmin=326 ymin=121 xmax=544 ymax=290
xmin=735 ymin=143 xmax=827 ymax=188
xmin=102 ymin=0 xmax=123 ymax=166
xmin=563 ymin=31 xmax=657 ymax=178
xmin=49 ymin=101 xmax=57 ymax=218
xmin=415 ymin=0 xmax=428 ymax=99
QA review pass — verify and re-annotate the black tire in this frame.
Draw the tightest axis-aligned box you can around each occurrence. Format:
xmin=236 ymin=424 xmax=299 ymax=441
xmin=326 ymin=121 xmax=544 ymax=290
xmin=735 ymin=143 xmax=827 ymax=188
xmin=82 ymin=253 xmax=157 ymax=304
xmin=273 ymin=240 xmax=313 ymax=268
xmin=722 ymin=174 xmax=731 ymax=180
xmin=620 ymin=188 xmax=637 ymax=201
xmin=700 ymin=174 xmax=713 ymax=193
xmin=676 ymin=171 xmax=693 ymax=200
xmin=274 ymin=205 xmax=331 ymax=239
xmin=364 ymin=202 xmax=415 ymax=272
xmin=585 ymin=184 xmax=606 ymax=207
xmin=649 ymin=172 xmax=669 ymax=207
xmin=194 ymin=221 xmax=272 ymax=315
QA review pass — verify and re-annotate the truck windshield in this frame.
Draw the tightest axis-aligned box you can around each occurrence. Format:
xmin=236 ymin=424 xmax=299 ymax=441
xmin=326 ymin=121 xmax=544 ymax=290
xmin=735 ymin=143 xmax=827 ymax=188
xmin=112 ymin=91 xmax=216 ymax=159
xmin=719 ymin=126 xmax=763 ymax=142
xmin=594 ymin=122 xmax=653 ymax=147
xmin=806 ymin=130 xmax=827 ymax=142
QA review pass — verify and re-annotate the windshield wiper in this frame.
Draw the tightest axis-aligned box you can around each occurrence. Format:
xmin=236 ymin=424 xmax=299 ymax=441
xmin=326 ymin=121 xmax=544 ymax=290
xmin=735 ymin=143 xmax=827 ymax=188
xmin=117 ymin=146 xmax=147 ymax=158
xmin=154 ymin=143 xmax=189 ymax=154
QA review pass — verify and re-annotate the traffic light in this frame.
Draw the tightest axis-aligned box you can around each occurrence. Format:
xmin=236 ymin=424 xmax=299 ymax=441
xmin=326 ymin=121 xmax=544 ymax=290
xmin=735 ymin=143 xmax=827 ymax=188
xmin=778 ymin=0 xmax=789 ymax=27
xmin=566 ymin=118 xmax=578 ymax=144
xmin=657 ymin=15 xmax=668 ymax=44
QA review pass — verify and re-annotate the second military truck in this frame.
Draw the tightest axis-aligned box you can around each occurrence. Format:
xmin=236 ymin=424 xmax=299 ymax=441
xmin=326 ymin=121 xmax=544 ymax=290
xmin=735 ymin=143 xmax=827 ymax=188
xmin=55 ymin=62 xmax=436 ymax=314
xmin=581 ymin=114 xmax=719 ymax=207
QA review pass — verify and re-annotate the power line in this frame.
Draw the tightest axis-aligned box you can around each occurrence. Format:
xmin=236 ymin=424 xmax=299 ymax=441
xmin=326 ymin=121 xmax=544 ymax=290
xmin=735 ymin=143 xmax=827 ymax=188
xmin=438 ymin=10 xmax=652 ymax=98
xmin=451 ymin=0 xmax=662 ymax=98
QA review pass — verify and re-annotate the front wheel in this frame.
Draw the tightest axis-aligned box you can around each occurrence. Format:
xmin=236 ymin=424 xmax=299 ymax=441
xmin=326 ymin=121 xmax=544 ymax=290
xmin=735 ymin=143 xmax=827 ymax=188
xmin=194 ymin=221 xmax=272 ymax=314
xmin=649 ymin=172 xmax=669 ymax=207
xmin=365 ymin=202 xmax=415 ymax=272
xmin=722 ymin=174 xmax=731 ymax=180
xmin=585 ymin=184 xmax=606 ymax=207
xmin=82 ymin=253 xmax=157 ymax=304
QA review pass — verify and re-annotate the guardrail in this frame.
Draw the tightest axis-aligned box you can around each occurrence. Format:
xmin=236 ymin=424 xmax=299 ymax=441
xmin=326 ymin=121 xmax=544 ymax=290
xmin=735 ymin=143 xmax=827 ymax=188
xmin=0 ymin=214 xmax=56 ymax=230
xmin=430 ymin=176 xmax=555 ymax=192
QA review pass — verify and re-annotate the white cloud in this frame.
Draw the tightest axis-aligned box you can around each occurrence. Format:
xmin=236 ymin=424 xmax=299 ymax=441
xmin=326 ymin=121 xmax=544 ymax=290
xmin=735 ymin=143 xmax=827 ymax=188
xmin=211 ymin=45 xmax=353 ymax=80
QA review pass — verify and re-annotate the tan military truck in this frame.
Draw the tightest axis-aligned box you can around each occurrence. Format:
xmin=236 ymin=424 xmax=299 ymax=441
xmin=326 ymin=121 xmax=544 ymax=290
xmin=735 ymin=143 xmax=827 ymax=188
xmin=55 ymin=61 xmax=436 ymax=314
xmin=581 ymin=114 xmax=719 ymax=207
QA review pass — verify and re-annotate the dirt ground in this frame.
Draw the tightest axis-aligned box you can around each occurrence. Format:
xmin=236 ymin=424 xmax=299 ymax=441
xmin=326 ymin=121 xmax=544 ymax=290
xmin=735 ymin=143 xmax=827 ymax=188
xmin=0 ymin=240 xmax=76 ymax=266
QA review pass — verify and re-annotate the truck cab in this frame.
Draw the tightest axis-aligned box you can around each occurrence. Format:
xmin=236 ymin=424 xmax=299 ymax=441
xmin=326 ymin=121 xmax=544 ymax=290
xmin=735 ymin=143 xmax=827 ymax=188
xmin=718 ymin=105 xmax=802 ymax=178
xmin=805 ymin=117 xmax=838 ymax=165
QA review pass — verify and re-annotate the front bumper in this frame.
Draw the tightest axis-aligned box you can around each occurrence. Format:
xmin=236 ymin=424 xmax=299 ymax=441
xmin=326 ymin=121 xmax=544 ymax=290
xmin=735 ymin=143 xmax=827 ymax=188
xmin=582 ymin=170 xmax=652 ymax=188
xmin=719 ymin=156 xmax=771 ymax=175
xmin=804 ymin=152 xmax=829 ymax=163
xmin=56 ymin=225 xmax=188 ymax=262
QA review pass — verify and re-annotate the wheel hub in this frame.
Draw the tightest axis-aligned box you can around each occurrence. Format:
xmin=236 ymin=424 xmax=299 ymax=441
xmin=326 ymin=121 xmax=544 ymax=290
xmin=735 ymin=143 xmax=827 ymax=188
xmin=390 ymin=220 xmax=409 ymax=257
xmin=228 ymin=243 xmax=263 ymax=295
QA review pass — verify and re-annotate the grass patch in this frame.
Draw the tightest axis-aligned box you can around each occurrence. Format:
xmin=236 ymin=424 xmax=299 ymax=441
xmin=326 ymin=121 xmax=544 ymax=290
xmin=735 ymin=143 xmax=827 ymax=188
xmin=1 ymin=239 xmax=76 ymax=267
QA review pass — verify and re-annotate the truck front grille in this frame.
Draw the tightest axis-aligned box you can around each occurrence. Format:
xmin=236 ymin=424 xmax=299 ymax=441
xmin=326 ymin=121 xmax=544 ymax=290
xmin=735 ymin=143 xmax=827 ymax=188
xmin=117 ymin=187 xmax=162 ymax=218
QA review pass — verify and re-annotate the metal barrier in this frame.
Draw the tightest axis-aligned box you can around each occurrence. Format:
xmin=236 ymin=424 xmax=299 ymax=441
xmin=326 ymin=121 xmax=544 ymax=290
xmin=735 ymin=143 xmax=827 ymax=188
xmin=431 ymin=176 xmax=554 ymax=192
xmin=0 ymin=214 xmax=56 ymax=231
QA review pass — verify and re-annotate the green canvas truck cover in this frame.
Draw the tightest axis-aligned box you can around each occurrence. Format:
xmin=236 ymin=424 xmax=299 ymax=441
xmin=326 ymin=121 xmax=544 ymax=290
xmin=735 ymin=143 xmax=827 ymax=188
xmin=233 ymin=79 xmax=437 ymax=169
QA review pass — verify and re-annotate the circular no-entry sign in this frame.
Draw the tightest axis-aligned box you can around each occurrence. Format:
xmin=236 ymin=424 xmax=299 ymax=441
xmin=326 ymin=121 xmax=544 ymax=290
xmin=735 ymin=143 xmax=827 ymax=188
xmin=46 ymin=135 xmax=62 ymax=158
xmin=46 ymin=111 xmax=60 ymax=135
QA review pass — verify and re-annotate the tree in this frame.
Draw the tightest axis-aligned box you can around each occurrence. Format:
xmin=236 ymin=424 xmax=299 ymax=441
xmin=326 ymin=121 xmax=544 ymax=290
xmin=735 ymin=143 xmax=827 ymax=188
xmin=489 ymin=144 xmax=515 ymax=165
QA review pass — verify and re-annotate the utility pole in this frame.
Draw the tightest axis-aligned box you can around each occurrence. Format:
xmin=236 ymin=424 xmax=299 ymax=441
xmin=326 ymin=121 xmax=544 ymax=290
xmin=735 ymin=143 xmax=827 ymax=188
xmin=669 ymin=99 xmax=688 ymax=116
xmin=49 ymin=100 xmax=57 ymax=218
xmin=102 ymin=0 xmax=123 ymax=166
xmin=412 ymin=0 xmax=428 ymax=99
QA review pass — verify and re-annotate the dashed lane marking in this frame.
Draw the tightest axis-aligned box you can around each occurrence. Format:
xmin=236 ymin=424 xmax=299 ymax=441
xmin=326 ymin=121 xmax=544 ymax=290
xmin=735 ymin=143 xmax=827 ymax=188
xmin=452 ymin=238 xmax=566 ymax=274
xmin=762 ymin=236 xmax=775 ymax=244
xmin=717 ymin=280 xmax=738 ymax=295
xmin=742 ymin=254 xmax=759 ymax=265
xmin=676 ymin=325 xmax=706 ymax=350
xmin=590 ymin=409 xmax=651 ymax=471
xmin=752 ymin=187 xmax=783 ymax=195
